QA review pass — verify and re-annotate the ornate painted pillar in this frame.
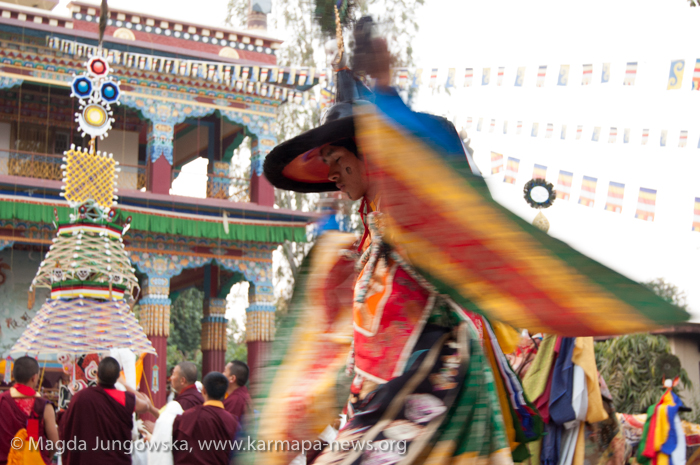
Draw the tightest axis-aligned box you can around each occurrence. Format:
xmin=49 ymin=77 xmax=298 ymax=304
xmin=201 ymin=298 xmax=228 ymax=375
xmin=246 ymin=280 xmax=276 ymax=393
xmin=207 ymin=161 xmax=231 ymax=199
xmin=146 ymin=119 xmax=173 ymax=195
xmin=250 ymin=135 xmax=277 ymax=206
xmin=201 ymin=263 xmax=228 ymax=375
xmin=139 ymin=276 xmax=171 ymax=408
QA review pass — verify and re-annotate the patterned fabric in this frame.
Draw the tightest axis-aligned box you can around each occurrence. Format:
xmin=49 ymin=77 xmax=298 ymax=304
xmin=353 ymin=87 xmax=688 ymax=336
xmin=352 ymin=257 xmax=433 ymax=383
xmin=254 ymin=231 xmax=522 ymax=464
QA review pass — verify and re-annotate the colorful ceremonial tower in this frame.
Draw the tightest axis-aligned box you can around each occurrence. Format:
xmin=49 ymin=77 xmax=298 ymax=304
xmin=0 ymin=0 xmax=316 ymax=407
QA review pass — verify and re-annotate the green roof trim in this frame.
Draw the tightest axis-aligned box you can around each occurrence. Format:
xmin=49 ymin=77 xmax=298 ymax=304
xmin=0 ymin=200 xmax=307 ymax=243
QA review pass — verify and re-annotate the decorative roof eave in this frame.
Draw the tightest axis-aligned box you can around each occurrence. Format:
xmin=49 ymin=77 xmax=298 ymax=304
xmin=0 ymin=3 xmax=75 ymax=29
xmin=0 ymin=13 xmax=274 ymax=67
xmin=67 ymin=1 xmax=282 ymax=45
xmin=66 ymin=1 xmax=281 ymax=63
xmin=0 ymin=194 xmax=312 ymax=244
xmin=0 ymin=177 xmax=320 ymax=225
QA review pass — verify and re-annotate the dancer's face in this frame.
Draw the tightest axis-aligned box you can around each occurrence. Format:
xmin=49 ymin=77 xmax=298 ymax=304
xmin=322 ymin=145 xmax=368 ymax=201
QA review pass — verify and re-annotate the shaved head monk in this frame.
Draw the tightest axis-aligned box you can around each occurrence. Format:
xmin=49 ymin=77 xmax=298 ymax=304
xmin=223 ymin=360 xmax=252 ymax=425
xmin=0 ymin=356 xmax=59 ymax=464
xmin=170 ymin=361 xmax=203 ymax=411
xmin=60 ymin=356 xmax=151 ymax=465
xmin=172 ymin=372 xmax=240 ymax=465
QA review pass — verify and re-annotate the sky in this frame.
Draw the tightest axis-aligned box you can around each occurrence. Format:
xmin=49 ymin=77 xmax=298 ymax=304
xmin=409 ymin=0 xmax=700 ymax=319
xmin=52 ymin=0 xmax=700 ymax=323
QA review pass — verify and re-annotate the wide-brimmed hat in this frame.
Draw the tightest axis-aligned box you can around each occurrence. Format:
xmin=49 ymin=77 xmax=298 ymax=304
xmin=263 ymin=70 xmax=373 ymax=193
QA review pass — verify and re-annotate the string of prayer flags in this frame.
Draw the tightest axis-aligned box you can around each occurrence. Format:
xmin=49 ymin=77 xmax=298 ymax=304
xmin=491 ymin=152 xmax=504 ymax=175
xmin=602 ymin=63 xmax=611 ymax=83
xmin=55 ymin=36 xmax=700 ymax=98
xmin=308 ymin=92 xmax=318 ymax=109
xmin=557 ymin=171 xmax=574 ymax=200
xmin=320 ymin=87 xmax=333 ymax=111
xmin=624 ymin=62 xmax=638 ymax=85
xmin=537 ymin=65 xmax=547 ymax=87
xmin=604 ymin=182 xmax=625 ymax=213
xmin=295 ymin=68 xmax=305 ymax=85
xmin=693 ymin=198 xmax=700 ymax=232
xmin=558 ymin=65 xmax=570 ymax=86
xmin=412 ymin=68 xmax=422 ymax=88
xmin=667 ymin=59 xmax=685 ymax=90
xmin=482 ymin=68 xmax=491 ymax=85
xmin=464 ymin=68 xmax=473 ymax=87
xmin=582 ymin=64 xmax=593 ymax=85
xmin=533 ymin=164 xmax=547 ymax=180
xmin=446 ymin=68 xmax=456 ymax=88
xmin=468 ymin=116 xmax=695 ymax=150
xmin=504 ymin=157 xmax=520 ymax=184
xmin=635 ymin=188 xmax=657 ymax=221
xmin=579 ymin=176 xmax=598 ymax=207
xmin=286 ymin=68 xmax=296 ymax=85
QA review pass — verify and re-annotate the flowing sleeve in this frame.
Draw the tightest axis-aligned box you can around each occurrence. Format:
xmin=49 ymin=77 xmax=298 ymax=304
xmin=353 ymin=86 xmax=688 ymax=337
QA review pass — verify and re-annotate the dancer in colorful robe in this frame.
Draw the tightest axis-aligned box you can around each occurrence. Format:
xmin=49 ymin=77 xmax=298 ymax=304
xmin=257 ymin=17 xmax=688 ymax=465
xmin=0 ymin=356 xmax=59 ymax=465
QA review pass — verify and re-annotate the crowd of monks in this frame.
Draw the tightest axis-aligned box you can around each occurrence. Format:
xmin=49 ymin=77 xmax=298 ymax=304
xmin=0 ymin=356 xmax=253 ymax=465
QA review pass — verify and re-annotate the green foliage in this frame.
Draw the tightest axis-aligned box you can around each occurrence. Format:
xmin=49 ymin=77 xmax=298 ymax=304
xmin=643 ymin=278 xmax=688 ymax=310
xmin=167 ymin=287 xmax=204 ymax=373
xmin=594 ymin=334 xmax=692 ymax=414
xmin=226 ymin=317 xmax=248 ymax=363
xmin=314 ymin=0 xmax=356 ymax=37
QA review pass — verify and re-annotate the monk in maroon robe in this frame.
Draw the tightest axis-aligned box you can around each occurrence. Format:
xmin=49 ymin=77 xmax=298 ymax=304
xmin=223 ymin=360 xmax=252 ymax=424
xmin=0 ymin=356 xmax=59 ymax=465
xmin=170 ymin=361 xmax=203 ymax=411
xmin=60 ymin=356 xmax=151 ymax=465
xmin=172 ymin=371 xmax=240 ymax=465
